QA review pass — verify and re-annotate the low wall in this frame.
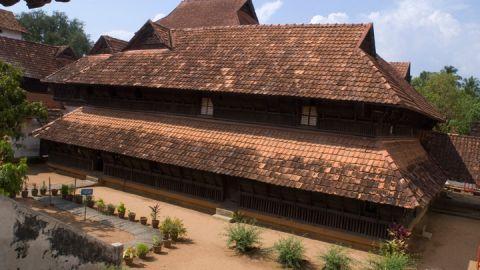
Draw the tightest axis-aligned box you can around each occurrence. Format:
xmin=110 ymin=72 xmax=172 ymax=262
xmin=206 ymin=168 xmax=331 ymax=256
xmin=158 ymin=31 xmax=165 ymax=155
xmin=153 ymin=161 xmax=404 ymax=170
xmin=0 ymin=196 xmax=123 ymax=270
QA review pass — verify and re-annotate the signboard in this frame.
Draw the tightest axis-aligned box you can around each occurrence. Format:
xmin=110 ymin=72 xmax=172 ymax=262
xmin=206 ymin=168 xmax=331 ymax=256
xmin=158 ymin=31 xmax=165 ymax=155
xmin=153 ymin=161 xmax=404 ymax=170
xmin=80 ymin=188 xmax=93 ymax=196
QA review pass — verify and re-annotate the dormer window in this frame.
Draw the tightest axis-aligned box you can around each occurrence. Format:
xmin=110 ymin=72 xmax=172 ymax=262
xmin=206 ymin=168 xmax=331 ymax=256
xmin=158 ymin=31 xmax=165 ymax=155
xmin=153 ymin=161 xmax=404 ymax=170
xmin=301 ymin=106 xmax=317 ymax=126
xmin=201 ymin=97 xmax=214 ymax=116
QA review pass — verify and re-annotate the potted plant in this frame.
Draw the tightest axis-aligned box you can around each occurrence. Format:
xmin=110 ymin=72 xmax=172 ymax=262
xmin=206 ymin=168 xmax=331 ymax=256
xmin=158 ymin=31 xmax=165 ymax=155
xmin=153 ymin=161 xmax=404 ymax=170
xmin=140 ymin=216 xmax=148 ymax=225
xmin=170 ymin=217 xmax=187 ymax=242
xmin=61 ymin=184 xmax=69 ymax=199
xmin=51 ymin=188 xmax=58 ymax=196
xmin=122 ymin=246 xmax=136 ymax=266
xmin=106 ymin=203 xmax=116 ymax=215
xmin=40 ymin=181 xmax=47 ymax=196
xmin=152 ymin=235 xmax=163 ymax=254
xmin=117 ymin=202 xmax=126 ymax=219
xmin=67 ymin=184 xmax=75 ymax=201
xmin=149 ymin=203 xmax=160 ymax=228
xmin=85 ymin=195 xmax=95 ymax=208
xmin=128 ymin=210 xmax=136 ymax=222
xmin=31 ymin=183 xmax=39 ymax=197
xmin=74 ymin=194 xmax=83 ymax=204
xmin=21 ymin=184 xmax=28 ymax=198
xmin=96 ymin=198 xmax=105 ymax=213
xmin=160 ymin=218 xmax=173 ymax=248
xmin=136 ymin=243 xmax=149 ymax=260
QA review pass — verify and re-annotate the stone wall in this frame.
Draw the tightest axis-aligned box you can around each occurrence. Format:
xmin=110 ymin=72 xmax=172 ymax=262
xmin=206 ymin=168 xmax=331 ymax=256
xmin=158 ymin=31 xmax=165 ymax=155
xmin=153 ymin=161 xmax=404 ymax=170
xmin=0 ymin=196 xmax=123 ymax=270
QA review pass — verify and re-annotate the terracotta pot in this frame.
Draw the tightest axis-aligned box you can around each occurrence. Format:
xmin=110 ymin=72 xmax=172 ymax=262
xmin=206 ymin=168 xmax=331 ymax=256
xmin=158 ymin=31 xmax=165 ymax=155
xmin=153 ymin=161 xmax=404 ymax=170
xmin=31 ymin=189 xmax=39 ymax=197
xmin=21 ymin=190 xmax=28 ymax=198
xmin=153 ymin=244 xmax=162 ymax=254
xmin=118 ymin=212 xmax=125 ymax=219
xmin=128 ymin=213 xmax=136 ymax=222
xmin=163 ymin=239 xmax=172 ymax=248
xmin=152 ymin=219 xmax=159 ymax=229
xmin=51 ymin=189 xmax=58 ymax=196
xmin=40 ymin=189 xmax=47 ymax=196
xmin=140 ymin=217 xmax=147 ymax=225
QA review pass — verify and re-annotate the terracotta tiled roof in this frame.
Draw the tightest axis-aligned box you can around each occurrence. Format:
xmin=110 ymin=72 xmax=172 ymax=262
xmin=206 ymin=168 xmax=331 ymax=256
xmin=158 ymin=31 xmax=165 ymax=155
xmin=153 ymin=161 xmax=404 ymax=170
xmin=389 ymin=62 xmax=411 ymax=81
xmin=34 ymin=106 xmax=447 ymax=208
xmin=0 ymin=9 xmax=26 ymax=33
xmin=157 ymin=0 xmax=258 ymax=29
xmin=0 ymin=0 xmax=69 ymax=9
xmin=423 ymin=132 xmax=480 ymax=186
xmin=26 ymin=92 xmax=63 ymax=109
xmin=0 ymin=36 xmax=76 ymax=79
xmin=45 ymin=23 xmax=443 ymax=121
xmin=89 ymin=35 xmax=128 ymax=55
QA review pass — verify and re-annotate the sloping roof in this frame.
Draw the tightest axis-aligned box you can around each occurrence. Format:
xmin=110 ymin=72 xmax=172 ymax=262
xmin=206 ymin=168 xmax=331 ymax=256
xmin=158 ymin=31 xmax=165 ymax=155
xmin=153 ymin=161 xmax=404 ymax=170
xmin=89 ymin=35 xmax=128 ymax=55
xmin=0 ymin=0 xmax=69 ymax=9
xmin=157 ymin=0 xmax=258 ymax=28
xmin=0 ymin=9 xmax=26 ymax=33
xmin=389 ymin=62 xmax=411 ymax=80
xmin=45 ymin=23 xmax=443 ymax=121
xmin=26 ymin=92 xmax=63 ymax=110
xmin=34 ymin=106 xmax=447 ymax=209
xmin=0 ymin=36 xmax=76 ymax=79
xmin=423 ymin=132 xmax=480 ymax=186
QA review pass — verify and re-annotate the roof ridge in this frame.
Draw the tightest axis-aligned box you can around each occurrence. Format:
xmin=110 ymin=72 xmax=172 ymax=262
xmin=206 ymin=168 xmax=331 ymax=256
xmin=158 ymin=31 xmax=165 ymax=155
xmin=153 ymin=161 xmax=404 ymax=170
xmin=170 ymin=22 xmax=370 ymax=32
xmin=43 ymin=54 xmax=110 ymax=82
xmin=0 ymin=35 xmax=63 ymax=50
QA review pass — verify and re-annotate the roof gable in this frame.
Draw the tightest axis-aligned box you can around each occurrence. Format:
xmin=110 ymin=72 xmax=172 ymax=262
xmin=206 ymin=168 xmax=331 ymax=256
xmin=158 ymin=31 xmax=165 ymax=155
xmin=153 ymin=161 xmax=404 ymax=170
xmin=389 ymin=62 xmax=411 ymax=82
xmin=157 ymin=0 xmax=258 ymax=29
xmin=124 ymin=21 xmax=172 ymax=51
xmin=89 ymin=35 xmax=128 ymax=55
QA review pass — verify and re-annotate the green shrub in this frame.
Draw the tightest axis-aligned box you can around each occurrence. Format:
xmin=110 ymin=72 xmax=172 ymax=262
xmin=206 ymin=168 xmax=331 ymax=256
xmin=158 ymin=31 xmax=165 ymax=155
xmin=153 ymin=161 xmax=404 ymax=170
xmin=152 ymin=235 xmax=162 ymax=247
xmin=225 ymin=222 xmax=262 ymax=253
xmin=117 ymin=202 xmax=126 ymax=215
xmin=160 ymin=217 xmax=187 ymax=241
xmin=136 ymin=243 xmax=150 ymax=259
xmin=274 ymin=236 xmax=305 ymax=269
xmin=61 ymin=184 xmax=69 ymax=196
xmin=320 ymin=246 xmax=352 ymax=270
xmin=106 ymin=203 xmax=116 ymax=215
xmin=368 ymin=252 xmax=414 ymax=270
xmin=96 ymin=198 xmax=105 ymax=212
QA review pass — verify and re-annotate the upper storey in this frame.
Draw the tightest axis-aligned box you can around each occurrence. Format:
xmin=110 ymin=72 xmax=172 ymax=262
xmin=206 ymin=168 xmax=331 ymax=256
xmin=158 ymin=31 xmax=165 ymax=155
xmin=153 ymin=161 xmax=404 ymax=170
xmin=157 ymin=0 xmax=258 ymax=28
xmin=0 ymin=9 xmax=27 ymax=40
xmin=45 ymin=23 xmax=443 ymax=123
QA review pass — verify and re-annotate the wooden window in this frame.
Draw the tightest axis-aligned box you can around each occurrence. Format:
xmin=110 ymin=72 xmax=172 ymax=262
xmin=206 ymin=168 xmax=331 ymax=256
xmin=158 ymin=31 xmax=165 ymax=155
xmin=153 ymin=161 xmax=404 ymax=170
xmin=201 ymin=97 xmax=214 ymax=116
xmin=301 ymin=106 xmax=317 ymax=126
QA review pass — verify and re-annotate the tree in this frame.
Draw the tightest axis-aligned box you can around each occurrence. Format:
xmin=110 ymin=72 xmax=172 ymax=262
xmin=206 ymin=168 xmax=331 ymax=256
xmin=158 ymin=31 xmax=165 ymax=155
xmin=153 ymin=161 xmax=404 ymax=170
xmin=413 ymin=66 xmax=480 ymax=134
xmin=0 ymin=61 xmax=46 ymax=197
xmin=17 ymin=10 xmax=92 ymax=56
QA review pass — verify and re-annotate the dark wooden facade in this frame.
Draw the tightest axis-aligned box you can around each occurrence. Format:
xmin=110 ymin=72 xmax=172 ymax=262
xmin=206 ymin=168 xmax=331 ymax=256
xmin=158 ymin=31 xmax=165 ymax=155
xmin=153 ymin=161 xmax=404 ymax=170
xmin=51 ymin=84 xmax=436 ymax=138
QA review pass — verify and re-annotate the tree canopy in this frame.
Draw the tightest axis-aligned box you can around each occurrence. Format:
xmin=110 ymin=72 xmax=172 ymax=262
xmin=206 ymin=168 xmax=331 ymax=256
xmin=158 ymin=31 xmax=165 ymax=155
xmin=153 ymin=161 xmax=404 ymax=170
xmin=17 ymin=10 xmax=92 ymax=56
xmin=413 ymin=66 xmax=480 ymax=134
xmin=0 ymin=61 xmax=46 ymax=196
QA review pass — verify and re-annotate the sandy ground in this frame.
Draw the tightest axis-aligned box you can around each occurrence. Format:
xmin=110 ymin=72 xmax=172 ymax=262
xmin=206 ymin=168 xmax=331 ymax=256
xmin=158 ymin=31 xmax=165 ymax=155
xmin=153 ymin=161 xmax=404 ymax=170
xmin=412 ymin=212 xmax=480 ymax=270
xmin=90 ymin=186 xmax=374 ymax=270
xmin=16 ymin=198 xmax=134 ymax=244
xmin=26 ymin=163 xmax=92 ymax=189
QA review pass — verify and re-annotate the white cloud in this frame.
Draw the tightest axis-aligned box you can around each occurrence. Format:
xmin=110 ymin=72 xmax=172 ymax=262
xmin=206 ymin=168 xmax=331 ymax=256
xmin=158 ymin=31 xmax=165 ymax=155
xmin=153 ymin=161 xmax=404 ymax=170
xmin=152 ymin=13 xmax=165 ymax=22
xmin=310 ymin=12 xmax=349 ymax=24
xmin=103 ymin=30 xmax=134 ymax=41
xmin=365 ymin=0 xmax=480 ymax=77
xmin=257 ymin=0 xmax=283 ymax=23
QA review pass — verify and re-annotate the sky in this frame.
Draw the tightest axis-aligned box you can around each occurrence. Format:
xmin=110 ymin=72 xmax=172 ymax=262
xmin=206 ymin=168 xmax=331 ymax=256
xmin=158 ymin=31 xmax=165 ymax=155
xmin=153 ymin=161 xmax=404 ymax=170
xmin=5 ymin=0 xmax=480 ymax=78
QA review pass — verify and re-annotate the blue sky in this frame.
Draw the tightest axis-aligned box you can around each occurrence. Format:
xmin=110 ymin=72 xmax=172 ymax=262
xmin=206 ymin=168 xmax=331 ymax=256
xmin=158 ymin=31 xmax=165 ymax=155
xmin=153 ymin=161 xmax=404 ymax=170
xmin=5 ymin=0 xmax=480 ymax=78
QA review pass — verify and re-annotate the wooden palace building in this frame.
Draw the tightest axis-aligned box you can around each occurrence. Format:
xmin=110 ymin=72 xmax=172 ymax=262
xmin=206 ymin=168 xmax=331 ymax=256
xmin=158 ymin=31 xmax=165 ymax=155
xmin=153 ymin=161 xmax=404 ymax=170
xmin=34 ymin=0 xmax=447 ymax=245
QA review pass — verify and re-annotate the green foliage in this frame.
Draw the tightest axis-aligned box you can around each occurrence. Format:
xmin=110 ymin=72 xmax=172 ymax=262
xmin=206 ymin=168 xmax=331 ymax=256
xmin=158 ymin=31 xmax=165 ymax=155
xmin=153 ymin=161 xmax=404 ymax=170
xmin=96 ymin=198 xmax=105 ymax=211
xmin=224 ymin=222 xmax=262 ymax=253
xmin=413 ymin=67 xmax=480 ymax=134
xmin=0 ymin=157 xmax=28 ymax=196
xmin=60 ymin=184 xmax=69 ymax=196
xmin=106 ymin=203 xmax=116 ymax=215
xmin=320 ymin=246 xmax=352 ymax=270
xmin=148 ymin=203 xmax=160 ymax=220
xmin=368 ymin=252 xmax=414 ymax=270
xmin=17 ymin=11 xmax=92 ymax=56
xmin=135 ymin=243 xmax=149 ymax=258
xmin=160 ymin=216 xmax=187 ymax=241
xmin=273 ymin=236 xmax=305 ymax=269
xmin=152 ymin=235 xmax=162 ymax=247
xmin=117 ymin=202 xmax=126 ymax=214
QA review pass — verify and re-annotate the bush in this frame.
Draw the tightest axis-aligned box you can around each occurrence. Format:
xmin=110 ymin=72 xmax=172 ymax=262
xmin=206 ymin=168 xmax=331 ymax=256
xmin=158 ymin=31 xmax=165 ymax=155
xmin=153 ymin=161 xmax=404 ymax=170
xmin=61 ymin=184 xmax=69 ymax=196
xmin=117 ymin=202 xmax=126 ymax=215
xmin=160 ymin=217 xmax=187 ymax=241
xmin=225 ymin=222 xmax=262 ymax=253
xmin=368 ymin=252 xmax=414 ymax=270
xmin=320 ymin=246 xmax=352 ymax=270
xmin=274 ymin=236 xmax=305 ymax=269
xmin=106 ymin=203 xmax=116 ymax=215
xmin=96 ymin=198 xmax=105 ymax=212
xmin=136 ymin=243 xmax=150 ymax=259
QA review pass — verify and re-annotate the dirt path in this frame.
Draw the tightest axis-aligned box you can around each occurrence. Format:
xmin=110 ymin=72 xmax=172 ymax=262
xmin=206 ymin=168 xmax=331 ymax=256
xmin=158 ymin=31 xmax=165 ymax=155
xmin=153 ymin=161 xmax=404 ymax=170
xmin=90 ymin=186 xmax=373 ymax=270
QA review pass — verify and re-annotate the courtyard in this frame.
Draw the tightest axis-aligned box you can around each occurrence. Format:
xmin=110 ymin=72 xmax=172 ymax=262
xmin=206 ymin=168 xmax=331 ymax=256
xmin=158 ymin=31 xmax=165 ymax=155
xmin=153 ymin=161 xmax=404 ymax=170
xmin=20 ymin=164 xmax=480 ymax=269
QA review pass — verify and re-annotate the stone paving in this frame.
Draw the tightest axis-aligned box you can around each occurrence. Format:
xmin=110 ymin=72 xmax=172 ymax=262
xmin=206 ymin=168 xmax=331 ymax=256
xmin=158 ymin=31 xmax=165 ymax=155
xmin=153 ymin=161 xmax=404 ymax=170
xmin=35 ymin=196 xmax=161 ymax=247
